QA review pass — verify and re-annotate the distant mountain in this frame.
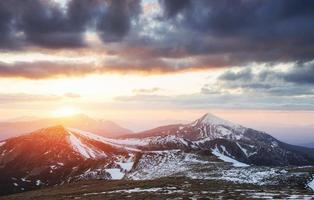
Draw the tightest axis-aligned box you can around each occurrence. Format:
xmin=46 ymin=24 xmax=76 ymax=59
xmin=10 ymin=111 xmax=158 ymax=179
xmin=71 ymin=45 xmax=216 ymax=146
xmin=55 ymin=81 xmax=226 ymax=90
xmin=0 ymin=126 xmax=138 ymax=195
xmin=300 ymin=142 xmax=314 ymax=149
xmin=0 ymin=114 xmax=132 ymax=140
xmin=117 ymin=113 xmax=314 ymax=166
xmin=1 ymin=113 xmax=314 ymax=196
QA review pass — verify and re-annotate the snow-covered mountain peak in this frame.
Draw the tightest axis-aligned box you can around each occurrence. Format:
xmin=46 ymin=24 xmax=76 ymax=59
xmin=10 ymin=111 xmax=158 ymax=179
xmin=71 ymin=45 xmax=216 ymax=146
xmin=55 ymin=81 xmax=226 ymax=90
xmin=197 ymin=113 xmax=238 ymax=128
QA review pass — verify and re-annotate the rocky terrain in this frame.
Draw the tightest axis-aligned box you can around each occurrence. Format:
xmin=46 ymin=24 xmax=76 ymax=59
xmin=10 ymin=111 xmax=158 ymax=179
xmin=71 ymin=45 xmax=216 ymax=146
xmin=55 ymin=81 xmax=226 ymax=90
xmin=1 ymin=176 xmax=314 ymax=200
xmin=0 ymin=113 xmax=313 ymax=199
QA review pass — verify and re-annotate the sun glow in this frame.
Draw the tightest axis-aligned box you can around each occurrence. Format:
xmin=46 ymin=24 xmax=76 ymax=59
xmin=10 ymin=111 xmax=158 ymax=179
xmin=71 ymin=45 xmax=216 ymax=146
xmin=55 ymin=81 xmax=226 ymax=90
xmin=52 ymin=107 xmax=80 ymax=117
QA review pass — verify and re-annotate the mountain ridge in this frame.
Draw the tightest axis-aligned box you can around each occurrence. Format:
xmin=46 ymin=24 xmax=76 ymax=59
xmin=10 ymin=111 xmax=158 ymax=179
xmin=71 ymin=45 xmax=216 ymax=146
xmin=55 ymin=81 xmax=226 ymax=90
xmin=0 ymin=114 xmax=132 ymax=140
xmin=111 ymin=112 xmax=314 ymax=166
xmin=1 ymin=113 xmax=314 ymax=196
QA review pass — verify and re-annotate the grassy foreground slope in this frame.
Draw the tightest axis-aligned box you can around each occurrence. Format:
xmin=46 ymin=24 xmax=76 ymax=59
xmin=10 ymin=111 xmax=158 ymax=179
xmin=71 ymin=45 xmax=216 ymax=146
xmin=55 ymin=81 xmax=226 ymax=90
xmin=1 ymin=177 xmax=313 ymax=200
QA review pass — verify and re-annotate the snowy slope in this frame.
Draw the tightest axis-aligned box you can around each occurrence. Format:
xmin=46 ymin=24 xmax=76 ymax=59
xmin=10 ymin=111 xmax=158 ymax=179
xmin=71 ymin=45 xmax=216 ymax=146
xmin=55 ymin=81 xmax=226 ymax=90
xmin=211 ymin=146 xmax=249 ymax=167
xmin=68 ymin=131 xmax=107 ymax=159
xmin=68 ymin=128 xmax=142 ymax=152
xmin=0 ymin=126 xmax=137 ymax=195
xmin=308 ymin=179 xmax=314 ymax=191
xmin=1 ymin=113 xmax=314 ymax=196
xmin=198 ymin=113 xmax=240 ymax=128
xmin=120 ymin=113 xmax=314 ymax=166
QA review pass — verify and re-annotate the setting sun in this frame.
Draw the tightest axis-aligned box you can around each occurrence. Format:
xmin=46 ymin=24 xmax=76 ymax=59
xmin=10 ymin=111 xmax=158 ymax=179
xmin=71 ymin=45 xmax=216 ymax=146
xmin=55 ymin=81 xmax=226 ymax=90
xmin=52 ymin=107 xmax=80 ymax=118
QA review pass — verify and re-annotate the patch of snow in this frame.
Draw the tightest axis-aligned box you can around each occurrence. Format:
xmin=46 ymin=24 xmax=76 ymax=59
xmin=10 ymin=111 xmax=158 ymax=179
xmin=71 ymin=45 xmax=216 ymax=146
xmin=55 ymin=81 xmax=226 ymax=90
xmin=190 ymin=119 xmax=198 ymax=127
xmin=183 ymin=154 xmax=208 ymax=164
xmin=200 ymin=167 xmax=288 ymax=185
xmin=219 ymin=145 xmax=230 ymax=156
xmin=74 ymin=167 xmax=112 ymax=180
xmin=200 ymin=113 xmax=238 ymax=128
xmin=108 ymin=187 xmax=184 ymax=194
xmin=193 ymin=137 xmax=212 ymax=145
xmin=13 ymin=183 xmax=18 ymax=186
xmin=50 ymin=165 xmax=61 ymax=170
xmin=216 ymin=126 xmax=233 ymax=137
xmin=236 ymin=143 xmax=249 ymax=157
xmin=308 ymin=178 xmax=314 ymax=191
xmin=233 ymin=143 xmax=256 ymax=158
xmin=96 ymin=134 xmax=189 ymax=150
xmin=0 ymin=141 xmax=5 ymax=147
xmin=107 ymin=187 xmax=162 ymax=193
xmin=68 ymin=131 xmax=106 ymax=159
xmin=117 ymin=161 xmax=134 ymax=172
xmin=271 ymin=141 xmax=279 ymax=148
xmin=83 ymin=187 xmax=184 ymax=196
xmin=295 ymin=166 xmax=313 ymax=169
xmin=287 ymin=195 xmax=314 ymax=199
xmin=196 ymin=113 xmax=248 ymax=136
xmin=68 ymin=128 xmax=142 ymax=152
xmin=148 ymin=149 xmax=181 ymax=154
xmin=234 ymin=134 xmax=243 ymax=140
xmin=104 ymin=138 xmax=149 ymax=146
xmin=179 ymin=138 xmax=189 ymax=146
xmin=36 ymin=180 xmax=42 ymax=186
xmin=246 ymin=150 xmax=258 ymax=157
xmin=212 ymin=146 xmax=249 ymax=167
xmin=21 ymin=178 xmax=31 ymax=182
xmin=128 ymin=151 xmax=204 ymax=180
xmin=105 ymin=168 xmax=124 ymax=180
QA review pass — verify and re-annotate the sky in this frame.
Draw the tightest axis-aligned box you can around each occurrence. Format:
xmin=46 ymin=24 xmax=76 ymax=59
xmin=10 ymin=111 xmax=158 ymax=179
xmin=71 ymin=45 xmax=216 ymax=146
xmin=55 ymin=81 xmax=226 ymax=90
xmin=0 ymin=0 xmax=313 ymax=143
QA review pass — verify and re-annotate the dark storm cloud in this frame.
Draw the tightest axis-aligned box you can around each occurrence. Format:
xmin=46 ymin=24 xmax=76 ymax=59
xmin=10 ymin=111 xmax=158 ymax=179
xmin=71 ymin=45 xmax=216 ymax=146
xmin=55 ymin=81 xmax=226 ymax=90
xmin=0 ymin=2 xmax=15 ymax=48
xmin=156 ymin=0 xmax=314 ymax=64
xmin=215 ymin=64 xmax=314 ymax=97
xmin=0 ymin=0 xmax=313 ymax=81
xmin=0 ymin=0 xmax=141 ymax=49
xmin=98 ymin=0 xmax=141 ymax=42
xmin=219 ymin=68 xmax=253 ymax=81
xmin=159 ymin=0 xmax=190 ymax=18
xmin=281 ymin=63 xmax=314 ymax=84
xmin=20 ymin=0 xmax=80 ymax=48
xmin=95 ymin=0 xmax=314 ymax=75
xmin=221 ymin=62 xmax=314 ymax=86
xmin=0 ymin=0 xmax=90 ymax=48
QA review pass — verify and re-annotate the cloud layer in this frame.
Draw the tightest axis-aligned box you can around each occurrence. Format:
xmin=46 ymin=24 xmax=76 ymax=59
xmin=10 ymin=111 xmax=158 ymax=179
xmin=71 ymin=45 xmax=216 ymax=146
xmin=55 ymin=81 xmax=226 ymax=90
xmin=0 ymin=1 xmax=313 ymax=69
xmin=0 ymin=0 xmax=141 ymax=49
xmin=0 ymin=0 xmax=313 ymax=111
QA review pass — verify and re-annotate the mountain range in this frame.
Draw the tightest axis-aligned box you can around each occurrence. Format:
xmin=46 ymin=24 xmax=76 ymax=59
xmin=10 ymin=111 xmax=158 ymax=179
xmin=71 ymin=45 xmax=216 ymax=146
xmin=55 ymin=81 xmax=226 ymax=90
xmin=300 ymin=142 xmax=314 ymax=149
xmin=0 ymin=113 xmax=314 ymax=196
xmin=0 ymin=114 xmax=132 ymax=140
